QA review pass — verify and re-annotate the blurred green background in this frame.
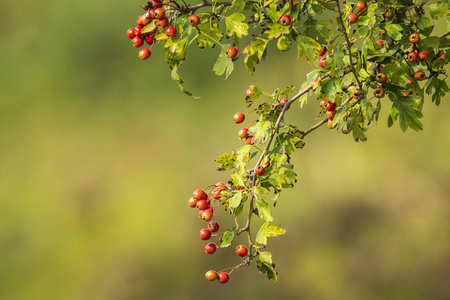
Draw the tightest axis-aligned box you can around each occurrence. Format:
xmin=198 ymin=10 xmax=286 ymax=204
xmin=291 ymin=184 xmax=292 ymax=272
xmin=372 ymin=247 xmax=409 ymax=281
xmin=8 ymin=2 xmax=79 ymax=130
xmin=1 ymin=1 xmax=450 ymax=299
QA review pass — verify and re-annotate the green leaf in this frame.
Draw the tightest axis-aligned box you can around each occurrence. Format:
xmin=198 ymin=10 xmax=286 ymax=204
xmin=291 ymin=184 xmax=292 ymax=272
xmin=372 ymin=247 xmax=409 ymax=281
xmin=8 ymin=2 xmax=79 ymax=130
xmin=256 ymin=197 xmax=273 ymax=222
xmin=231 ymin=172 xmax=246 ymax=188
xmin=213 ymin=46 xmax=234 ymax=78
xmin=244 ymin=53 xmax=259 ymax=74
xmin=221 ymin=230 xmax=235 ymax=248
xmin=297 ymin=36 xmax=321 ymax=64
xmin=277 ymin=34 xmax=292 ymax=51
xmin=302 ymin=17 xmax=334 ymax=45
xmin=141 ymin=20 xmax=158 ymax=34
xmin=259 ymin=251 xmax=273 ymax=263
xmin=391 ymin=94 xmax=423 ymax=132
xmin=422 ymin=36 xmax=440 ymax=49
xmin=265 ymin=23 xmax=290 ymax=39
xmin=255 ymin=259 xmax=278 ymax=281
xmin=215 ymin=152 xmax=236 ymax=171
xmin=236 ymin=144 xmax=253 ymax=167
xmin=245 ymin=85 xmax=262 ymax=105
xmin=321 ymin=77 xmax=342 ymax=99
xmin=256 ymin=222 xmax=286 ymax=245
xmin=224 ymin=13 xmax=249 ymax=38
xmin=228 ymin=190 xmax=244 ymax=209
xmin=197 ymin=18 xmax=224 ymax=48
xmin=417 ymin=17 xmax=430 ymax=30
xmin=280 ymin=85 xmax=294 ymax=96
xmin=171 ymin=65 xmax=199 ymax=98
xmin=244 ymin=37 xmax=269 ymax=59
xmin=249 ymin=117 xmax=273 ymax=143
xmin=385 ymin=24 xmax=403 ymax=41
xmin=430 ymin=1 xmax=449 ymax=19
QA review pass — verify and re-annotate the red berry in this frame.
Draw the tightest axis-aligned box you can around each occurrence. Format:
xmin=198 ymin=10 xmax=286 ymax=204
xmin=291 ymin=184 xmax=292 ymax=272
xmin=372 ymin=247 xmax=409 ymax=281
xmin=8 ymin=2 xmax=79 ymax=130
xmin=356 ymin=2 xmax=367 ymax=12
xmin=409 ymin=33 xmax=420 ymax=44
xmin=373 ymin=86 xmax=385 ymax=98
xmin=236 ymin=244 xmax=248 ymax=257
xmin=319 ymin=98 xmax=328 ymax=108
xmin=138 ymin=48 xmax=151 ymax=60
xmin=319 ymin=47 xmax=327 ymax=56
xmin=419 ymin=51 xmax=429 ymax=61
xmin=311 ymin=78 xmax=319 ymax=86
xmin=193 ymin=189 xmax=207 ymax=200
xmin=326 ymin=110 xmax=336 ymax=120
xmin=348 ymin=12 xmax=358 ymax=23
xmin=166 ymin=26 xmax=177 ymax=38
xmin=141 ymin=15 xmax=152 ymax=26
xmin=326 ymin=101 xmax=336 ymax=111
xmin=319 ymin=57 xmax=326 ymax=68
xmin=200 ymin=229 xmax=211 ymax=240
xmin=280 ymin=15 xmax=292 ymax=26
xmin=233 ymin=112 xmax=245 ymax=124
xmin=218 ymin=272 xmax=229 ymax=283
xmin=188 ymin=197 xmax=197 ymax=208
xmin=137 ymin=15 xmax=144 ymax=27
xmin=377 ymin=40 xmax=384 ymax=47
xmin=158 ymin=17 xmax=169 ymax=28
xmin=280 ymin=98 xmax=288 ymax=105
xmin=238 ymin=128 xmax=249 ymax=138
xmin=414 ymin=70 xmax=426 ymax=81
xmin=198 ymin=209 xmax=204 ymax=218
xmin=375 ymin=72 xmax=387 ymax=83
xmin=147 ymin=9 xmax=155 ymax=19
xmin=246 ymin=88 xmax=255 ymax=97
xmin=243 ymin=136 xmax=253 ymax=145
xmin=196 ymin=200 xmax=209 ymax=210
xmin=205 ymin=243 xmax=217 ymax=254
xmin=132 ymin=37 xmax=144 ymax=48
xmin=327 ymin=119 xmax=335 ymax=129
xmin=151 ymin=0 xmax=163 ymax=8
xmin=255 ymin=165 xmax=265 ymax=176
xmin=134 ymin=26 xmax=143 ymax=38
xmin=208 ymin=221 xmax=220 ymax=232
xmin=352 ymin=89 xmax=361 ymax=99
xmin=127 ymin=28 xmax=136 ymax=39
xmin=384 ymin=9 xmax=394 ymax=19
xmin=211 ymin=187 xmax=223 ymax=199
xmin=202 ymin=207 xmax=214 ymax=221
xmin=188 ymin=14 xmax=200 ymax=26
xmin=408 ymin=51 xmax=419 ymax=63
xmin=226 ymin=46 xmax=238 ymax=59
xmin=440 ymin=53 xmax=445 ymax=61
xmin=146 ymin=36 xmax=155 ymax=44
xmin=205 ymin=270 xmax=218 ymax=281
xmin=154 ymin=8 xmax=165 ymax=20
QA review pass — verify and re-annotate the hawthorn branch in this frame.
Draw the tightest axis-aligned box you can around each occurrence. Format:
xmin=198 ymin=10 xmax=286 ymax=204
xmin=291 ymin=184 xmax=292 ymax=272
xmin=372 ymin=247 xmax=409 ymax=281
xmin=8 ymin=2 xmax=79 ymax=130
xmin=335 ymin=0 xmax=363 ymax=90
xmin=237 ymin=83 xmax=315 ymax=238
xmin=299 ymin=95 xmax=353 ymax=139
xmin=176 ymin=0 xmax=233 ymax=13
xmin=440 ymin=31 xmax=450 ymax=38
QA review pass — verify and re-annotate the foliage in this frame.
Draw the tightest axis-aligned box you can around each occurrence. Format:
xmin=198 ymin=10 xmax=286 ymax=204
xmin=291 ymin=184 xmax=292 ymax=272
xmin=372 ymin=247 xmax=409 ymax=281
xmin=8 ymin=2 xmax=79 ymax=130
xmin=127 ymin=0 xmax=450 ymax=281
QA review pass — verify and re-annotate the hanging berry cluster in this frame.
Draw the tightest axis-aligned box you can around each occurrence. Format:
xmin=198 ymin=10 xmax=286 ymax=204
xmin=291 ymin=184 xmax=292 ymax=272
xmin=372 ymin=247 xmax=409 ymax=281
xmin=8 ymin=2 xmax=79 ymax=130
xmin=126 ymin=0 xmax=450 ymax=281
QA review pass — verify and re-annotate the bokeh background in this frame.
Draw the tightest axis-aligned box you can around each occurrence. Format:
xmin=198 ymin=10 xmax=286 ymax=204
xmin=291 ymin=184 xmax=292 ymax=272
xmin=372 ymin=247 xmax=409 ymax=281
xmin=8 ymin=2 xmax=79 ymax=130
xmin=1 ymin=1 xmax=450 ymax=299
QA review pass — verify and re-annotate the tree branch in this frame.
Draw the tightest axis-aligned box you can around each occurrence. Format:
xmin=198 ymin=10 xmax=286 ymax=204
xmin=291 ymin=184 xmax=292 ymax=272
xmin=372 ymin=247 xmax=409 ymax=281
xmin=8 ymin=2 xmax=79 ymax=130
xmin=336 ymin=0 xmax=363 ymax=89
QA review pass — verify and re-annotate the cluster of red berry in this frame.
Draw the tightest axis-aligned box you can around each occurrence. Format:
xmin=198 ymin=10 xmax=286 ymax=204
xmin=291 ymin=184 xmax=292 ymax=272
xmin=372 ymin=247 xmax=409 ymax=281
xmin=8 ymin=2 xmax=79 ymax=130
xmin=347 ymin=1 xmax=368 ymax=24
xmin=188 ymin=186 xmax=249 ymax=284
xmin=318 ymin=99 xmax=337 ymax=129
xmin=126 ymin=0 xmax=201 ymax=60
